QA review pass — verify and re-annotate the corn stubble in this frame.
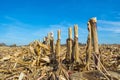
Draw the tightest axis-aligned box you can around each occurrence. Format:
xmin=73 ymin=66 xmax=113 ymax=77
xmin=0 ymin=18 xmax=120 ymax=80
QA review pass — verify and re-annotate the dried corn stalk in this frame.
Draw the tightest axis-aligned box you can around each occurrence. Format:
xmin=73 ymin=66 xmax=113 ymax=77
xmin=89 ymin=17 xmax=100 ymax=70
xmin=85 ymin=22 xmax=92 ymax=70
xmin=73 ymin=24 xmax=79 ymax=63
xmin=66 ymin=27 xmax=73 ymax=62
xmin=55 ymin=30 xmax=61 ymax=62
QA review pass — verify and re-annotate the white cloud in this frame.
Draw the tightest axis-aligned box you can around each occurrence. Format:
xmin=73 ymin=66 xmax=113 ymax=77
xmin=0 ymin=16 xmax=87 ymax=45
xmin=98 ymin=20 xmax=120 ymax=33
xmin=98 ymin=26 xmax=120 ymax=33
xmin=0 ymin=16 xmax=89 ymax=45
xmin=5 ymin=16 xmax=18 ymax=22
xmin=98 ymin=20 xmax=120 ymax=26
xmin=0 ymin=23 xmax=33 ymax=45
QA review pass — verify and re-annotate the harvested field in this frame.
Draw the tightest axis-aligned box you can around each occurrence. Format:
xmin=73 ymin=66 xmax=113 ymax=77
xmin=0 ymin=18 xmax=120 ymax=80
xmin=0 ymin=44 xmax=120 ymax=80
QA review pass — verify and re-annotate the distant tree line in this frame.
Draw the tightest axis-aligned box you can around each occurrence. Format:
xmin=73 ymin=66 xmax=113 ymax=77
xmin=0 ymin=43 xmax=17 ymax=47
xmin=0 ymin=43 xmax=6 ymax=46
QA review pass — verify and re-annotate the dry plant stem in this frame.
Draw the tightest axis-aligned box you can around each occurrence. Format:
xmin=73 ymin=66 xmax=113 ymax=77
xmin=89 ymin=18 xmax=99 ymax=54
xmin=50 ymin=37 xmax=54 ymax=53
xmin=89 ymin=17 xmax=100 ymax=69
xmin=66 ymin=39 xmax=73 ymax=61
xmin=69 ymin=27 xmax=72 ymax=39
xmin=73 ymin=25 xmax=79 ymax=63
xmin=37 ymin=73 xmax=46 ymax=80
xmin=66 ymin=27 xmax=73 ymax=61
xmin=55 ymin=30 xmax=61 ymax=62
xmin=93 ymin=53 xmax=111 ymax=76
xmin=96 ymin=65 xmax=110 ymax=80
xmin=85 ymin=22 xmax=92 ymax=70
xmin=93 ymin=53 xmax=110 ymax=80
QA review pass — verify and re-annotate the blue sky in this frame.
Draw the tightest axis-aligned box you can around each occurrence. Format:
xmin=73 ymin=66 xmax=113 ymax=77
xmin=0 ymin=0 xmax=120 ymax=45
